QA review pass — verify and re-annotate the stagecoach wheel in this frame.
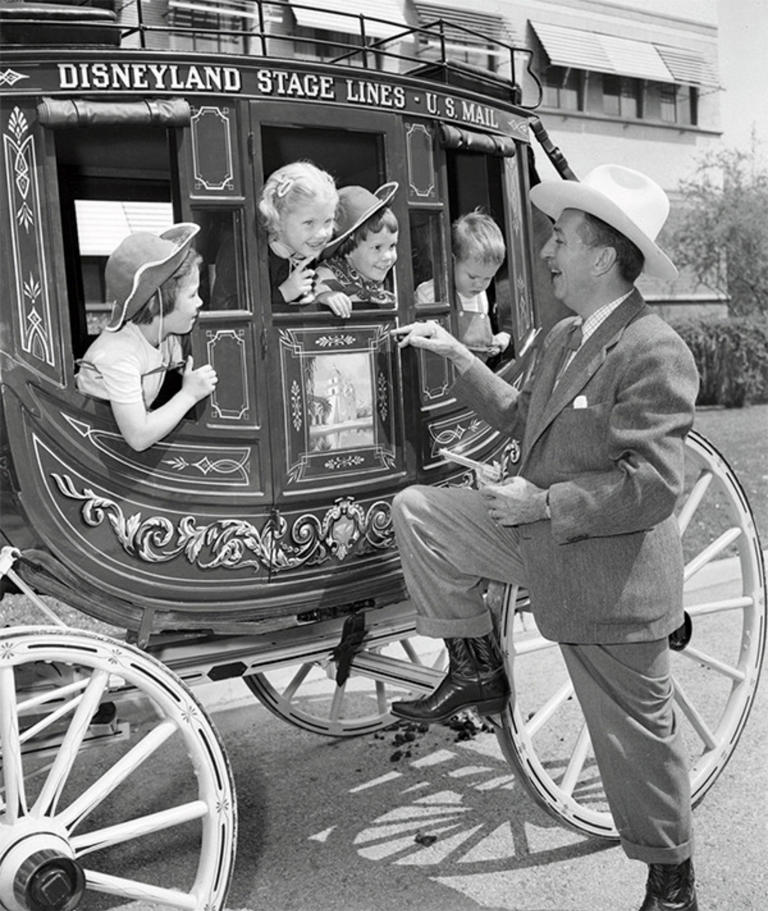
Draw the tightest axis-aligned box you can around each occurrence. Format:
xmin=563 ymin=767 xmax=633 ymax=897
xmin=244 ymin=628 xmax=447 ymax=737
xmin=494 ymin=429 xmax=766 ymax=839
xmin=0 ymin=626 xmax=236 ymax=911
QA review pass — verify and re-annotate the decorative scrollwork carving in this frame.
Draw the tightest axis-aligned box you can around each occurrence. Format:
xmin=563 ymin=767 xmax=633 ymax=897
xmin=51 ymin=473 xmax=394 ymax=573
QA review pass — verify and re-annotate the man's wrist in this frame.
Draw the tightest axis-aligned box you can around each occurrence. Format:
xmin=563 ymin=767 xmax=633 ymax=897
xmin=451 ymin=344 xmax=476 ymax=375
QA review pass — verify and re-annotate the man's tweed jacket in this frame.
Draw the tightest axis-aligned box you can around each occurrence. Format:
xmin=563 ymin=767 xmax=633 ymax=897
xmin=451 ymin=290 xmax=699 ymax=644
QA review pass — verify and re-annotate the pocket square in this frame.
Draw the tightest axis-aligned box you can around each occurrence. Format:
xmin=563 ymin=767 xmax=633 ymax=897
xmin=573 ymin=395 xmax=588 ymax=409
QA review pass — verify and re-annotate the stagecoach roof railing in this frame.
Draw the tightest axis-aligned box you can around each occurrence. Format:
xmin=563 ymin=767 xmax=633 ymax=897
xmin=0 ymin=0 xmax=542 ymax=108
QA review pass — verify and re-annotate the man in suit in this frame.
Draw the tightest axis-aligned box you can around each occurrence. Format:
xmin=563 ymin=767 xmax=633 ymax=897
xmin=390 ymin=164 xmax=699 ymax=911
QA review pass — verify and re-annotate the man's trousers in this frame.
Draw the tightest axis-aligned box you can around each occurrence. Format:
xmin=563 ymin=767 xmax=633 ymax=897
xmin=391 ymin=484 xmax=693 ymax=864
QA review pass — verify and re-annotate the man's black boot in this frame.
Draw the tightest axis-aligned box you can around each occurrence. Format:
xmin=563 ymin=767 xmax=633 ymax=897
xmin=639 ymin=859 xmax=698 ymax=911
xmin=390 ymin=633 xmax=510 ymax=724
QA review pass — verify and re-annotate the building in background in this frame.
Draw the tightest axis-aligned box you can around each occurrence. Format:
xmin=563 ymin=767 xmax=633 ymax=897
xmin=110 ymin=0 xmax=727 ymax=314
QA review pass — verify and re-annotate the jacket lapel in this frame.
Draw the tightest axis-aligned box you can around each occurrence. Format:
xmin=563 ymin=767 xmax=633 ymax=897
xmin=521 ymin=291 xmax=647 ymax=467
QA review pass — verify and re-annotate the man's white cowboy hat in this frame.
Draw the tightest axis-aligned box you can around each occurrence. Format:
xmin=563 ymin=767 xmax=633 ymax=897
xmin=530 ymin=165 xmax=677 ymax=280
xmin=104 ymin=223 xmax=200 ymax=331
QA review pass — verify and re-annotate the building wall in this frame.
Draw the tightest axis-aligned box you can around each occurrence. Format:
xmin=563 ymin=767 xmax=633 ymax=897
xmin=496 ymin=0 xmax=723 ymax=186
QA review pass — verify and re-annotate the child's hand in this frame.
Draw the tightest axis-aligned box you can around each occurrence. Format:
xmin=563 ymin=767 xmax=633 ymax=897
xmin=281 ymin=261 xmax=315 ymax=303
xmin=317 ymin=291 xmax=352 ymax=318
xmin=488 ymin=331 xmax=511 ymax=356
xmin=181 ymin=356 xmax=218 ymax=402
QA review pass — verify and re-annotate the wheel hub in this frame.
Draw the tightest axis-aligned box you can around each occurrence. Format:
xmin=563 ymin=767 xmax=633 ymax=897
xmin=16 ymin=850 xmax=84 ymax=911
xmin=0 ymin=825 xmax=84 ymax=911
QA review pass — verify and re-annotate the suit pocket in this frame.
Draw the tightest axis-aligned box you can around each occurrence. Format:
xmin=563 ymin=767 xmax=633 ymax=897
xmin=548 ymin=402 xmax=612 ymax=472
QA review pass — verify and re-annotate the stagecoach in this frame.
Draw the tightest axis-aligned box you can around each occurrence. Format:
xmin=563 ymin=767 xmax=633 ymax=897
xmin=0 ymin=3 xmax=764 ymax=909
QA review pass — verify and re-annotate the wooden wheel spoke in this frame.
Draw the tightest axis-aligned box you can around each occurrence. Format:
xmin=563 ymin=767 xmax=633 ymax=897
xmin=0 ymin=665 xmax=27 ymax=821
xmin=677 ymin=470 xmax=713 ymax=535
xmin=674 ymin=645 xmax=746 ymax=682
xmin=71 ymin=800 xmax=207 ymax=856
xmin=329 ymin=679 xmax=348 ymax=720
xmin=20 ymin=693 xmax=86 ymax=745
xmin=18 ymin=677 xmax=89 ymax=714
xmin=375 ymin=679 xmax=387 ymax=714
xmin=59 ymin=720 xmax=178 ymax=831
xmin=282 ymin=662 xmax=314 ymax=701
xmin=686 ymin=595 xmax=753 ymax=617
xmin=400 ymin=638 xmax=421 ymax=664
xmin=684 ymin=527 xmax=743 ymax=581
xmin=672 ymin=678 xmax=718 ymax=750
xmin=525 ymin=680 xmax=574 ymax=738
xmin=33 ymin=669 xmax=110 ymax=817
xmin=559 ymin=724 xmax=591 ymax=797
xmin=84 ymin=869 xmax=198 ymax=908
xmin=512 ymin=634 xmax=559 ymax=657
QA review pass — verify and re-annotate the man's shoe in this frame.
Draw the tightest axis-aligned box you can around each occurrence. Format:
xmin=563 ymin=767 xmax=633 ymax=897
xmin=639 ymin=859 xmax=698 ymax=911
xmin=391 ymin=634 xmax=510 ymax=724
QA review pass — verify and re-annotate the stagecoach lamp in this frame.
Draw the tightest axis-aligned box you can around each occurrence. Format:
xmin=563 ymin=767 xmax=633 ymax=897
xmin=14 ymin=850 xmax=85 ymax=911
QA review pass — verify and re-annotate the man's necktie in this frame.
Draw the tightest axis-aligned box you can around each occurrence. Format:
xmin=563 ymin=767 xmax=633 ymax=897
xmin=553 ymin=321 xmax=583 ymax=387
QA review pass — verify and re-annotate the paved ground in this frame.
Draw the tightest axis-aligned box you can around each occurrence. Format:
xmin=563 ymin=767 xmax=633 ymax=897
xmin=107 ymin=667 xmax=766 ymax=911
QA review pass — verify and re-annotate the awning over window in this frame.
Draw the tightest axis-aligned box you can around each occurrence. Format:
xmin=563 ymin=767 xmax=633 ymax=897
xmin=530 ymin=21 xmax=718 ymax=86
xmin=290 ymin=0 xmax=409 ymax=40
xmin=655 ymin=45 xmax=718 ymax=87
xmin=413 ymin=1 xmax=517 ymax=49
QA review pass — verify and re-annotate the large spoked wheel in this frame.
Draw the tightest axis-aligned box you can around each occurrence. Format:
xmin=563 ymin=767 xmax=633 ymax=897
xmin=243 ymin=602 xmax=447 ymax=737
xmin=0 ymin=626 xmax=236 ymax=910
xmin=494 ymin=429 xmax=766 ymax=839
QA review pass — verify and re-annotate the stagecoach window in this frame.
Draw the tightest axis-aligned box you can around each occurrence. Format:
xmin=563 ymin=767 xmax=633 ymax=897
xmin=193 ymin=209 xmax=246 ymax=311
xmin=74 ymin=200 xmax=175 ymax=336
xmin=410 ymin=210 xmax=447 ymax=308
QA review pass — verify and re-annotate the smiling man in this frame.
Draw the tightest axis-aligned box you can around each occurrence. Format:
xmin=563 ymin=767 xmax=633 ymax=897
xmin=389 ymin=165 xmax=700 ymax=911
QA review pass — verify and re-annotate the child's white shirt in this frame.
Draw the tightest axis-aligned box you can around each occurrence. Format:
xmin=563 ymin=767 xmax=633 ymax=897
xmin=414 ymin=280 xmax=489 ymax=315
xmin=76 ymin=322 xmax=182 ymax=408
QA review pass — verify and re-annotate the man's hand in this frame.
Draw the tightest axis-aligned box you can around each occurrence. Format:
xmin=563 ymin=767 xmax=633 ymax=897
xmin=390 ymin=321 xmax=474 ymax=373
xmin=480 ymin=476 xmax=549 ymax=526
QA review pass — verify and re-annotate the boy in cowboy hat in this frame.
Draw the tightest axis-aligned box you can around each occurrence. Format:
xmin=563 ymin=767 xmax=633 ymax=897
xmin=313 ymin=182 xmax=399 ymax=317
xmin=390 ymin=165 xmax=700 ymax=911
xmin=76 ymin=223 xmax=218 ymax=451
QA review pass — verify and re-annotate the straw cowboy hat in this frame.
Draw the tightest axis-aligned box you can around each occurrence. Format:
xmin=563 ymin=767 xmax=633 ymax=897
xmin=104 ymin=223 xmax=200 ymax=331
xmin=530 ymin=165 xmax=677 ymax=280
xmin=322 ymin=181 xmax=398 ymax=259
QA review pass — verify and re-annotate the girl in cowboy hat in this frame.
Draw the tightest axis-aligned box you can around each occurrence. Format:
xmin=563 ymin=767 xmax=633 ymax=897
xmin=258 ymin=160 xmax=339 ymax=311
xmin=76 ymin=223 xmax=217 ymax=452
xmin=313 ymin=182 xmax=399 ymax=317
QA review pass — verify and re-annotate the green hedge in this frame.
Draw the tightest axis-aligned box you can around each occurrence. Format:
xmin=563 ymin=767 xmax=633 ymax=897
xmin=670 ymin=317 xmax=768 ymax=407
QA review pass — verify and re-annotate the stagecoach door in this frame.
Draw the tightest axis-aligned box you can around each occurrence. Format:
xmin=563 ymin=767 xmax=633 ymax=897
xmin=244 ymin=101 xmax=411 ymax=507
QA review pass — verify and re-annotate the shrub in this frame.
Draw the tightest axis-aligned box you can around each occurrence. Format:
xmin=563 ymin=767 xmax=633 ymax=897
xmin=670 ymin=316 xmax=768 ymax=407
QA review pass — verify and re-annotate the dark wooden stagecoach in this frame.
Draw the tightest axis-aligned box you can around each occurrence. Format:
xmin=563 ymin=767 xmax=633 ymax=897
xmin=0 ymin=3 xmax=764 ymax=909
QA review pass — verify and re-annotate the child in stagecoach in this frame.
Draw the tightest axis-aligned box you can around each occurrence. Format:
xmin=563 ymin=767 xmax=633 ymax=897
xmin=313 ymin=182 xmax=399 ymax=317
xmin=75 ymin=223 xmax=218 ymax=452
xmin=258 ymin=160 xmax=342 ymax=312
xmin=416 ymin=209 xmax=511 ymax=360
